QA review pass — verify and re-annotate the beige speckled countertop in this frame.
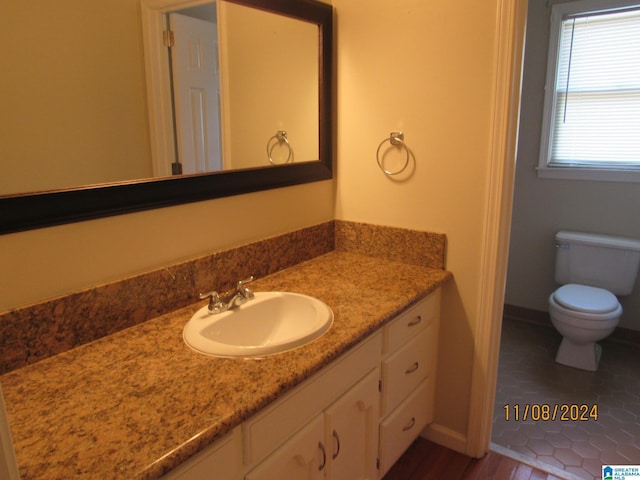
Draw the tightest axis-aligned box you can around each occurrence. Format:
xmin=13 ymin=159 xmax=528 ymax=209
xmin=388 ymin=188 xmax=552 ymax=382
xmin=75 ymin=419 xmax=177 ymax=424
xmin=1 ymin=251 xmax=451 ymax=479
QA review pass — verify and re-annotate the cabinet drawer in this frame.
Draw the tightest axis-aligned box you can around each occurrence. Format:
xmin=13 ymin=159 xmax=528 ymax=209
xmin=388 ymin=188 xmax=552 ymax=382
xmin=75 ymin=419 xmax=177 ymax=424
xmin=243 ymin=332 xmax=382 ymax=466
xmin=383 ymin=290 xmax=440 ymax=355
xmin=378 ymin=379 xmax=432 ymax=477
xmin=380 ymin=326 xmax=433 ymax=416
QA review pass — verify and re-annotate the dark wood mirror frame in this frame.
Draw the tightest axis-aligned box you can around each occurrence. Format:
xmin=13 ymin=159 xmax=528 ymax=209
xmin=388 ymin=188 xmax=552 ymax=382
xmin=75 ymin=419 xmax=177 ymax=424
xmin=0 ymin=0 xmax=332 ymax=235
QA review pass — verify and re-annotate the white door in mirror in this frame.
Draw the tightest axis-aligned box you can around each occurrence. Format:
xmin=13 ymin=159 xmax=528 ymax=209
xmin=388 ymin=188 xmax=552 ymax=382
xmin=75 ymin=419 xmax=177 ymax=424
xmin=183 ymin=292 xmax=333 ymax=358
xmin=170 ymin=13 xmax=223 ymax=174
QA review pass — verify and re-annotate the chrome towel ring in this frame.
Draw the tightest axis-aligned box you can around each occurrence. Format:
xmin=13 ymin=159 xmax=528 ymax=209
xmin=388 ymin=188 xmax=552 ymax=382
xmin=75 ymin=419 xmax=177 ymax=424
xmin=376 ymin=132 xmax=410 ymax=176
xmin=267 ymin=130 xmax=294 ymax=164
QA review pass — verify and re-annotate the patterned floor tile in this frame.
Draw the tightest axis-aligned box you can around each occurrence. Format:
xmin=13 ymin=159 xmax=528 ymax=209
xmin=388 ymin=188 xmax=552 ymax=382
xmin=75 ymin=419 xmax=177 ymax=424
xmin=492 ymin=317 xmax=640 ymax=480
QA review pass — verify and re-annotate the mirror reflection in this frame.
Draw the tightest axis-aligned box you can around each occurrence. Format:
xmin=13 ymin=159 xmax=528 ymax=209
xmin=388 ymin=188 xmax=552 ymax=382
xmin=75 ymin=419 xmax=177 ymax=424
xmin=1 ymin=0 xmax=319 ymax=196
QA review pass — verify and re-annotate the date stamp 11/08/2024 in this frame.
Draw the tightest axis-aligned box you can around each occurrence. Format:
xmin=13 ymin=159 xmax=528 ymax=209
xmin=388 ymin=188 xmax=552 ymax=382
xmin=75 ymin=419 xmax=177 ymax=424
xmin=503 ymin=405 xmax=640 ymax=480
xmin=503 ymin=403 xmax=599 ymax=422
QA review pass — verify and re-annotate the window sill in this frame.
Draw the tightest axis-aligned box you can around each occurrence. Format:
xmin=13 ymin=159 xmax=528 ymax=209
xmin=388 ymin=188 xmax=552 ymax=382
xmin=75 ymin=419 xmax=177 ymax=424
xmin=537 ymin=166 xmax=640 ymax=183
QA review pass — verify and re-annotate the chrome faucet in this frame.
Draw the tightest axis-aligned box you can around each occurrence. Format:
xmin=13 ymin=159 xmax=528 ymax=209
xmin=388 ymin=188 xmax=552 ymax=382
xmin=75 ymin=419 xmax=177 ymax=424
xmin=199 ymin=276 xmax=255 ymax=314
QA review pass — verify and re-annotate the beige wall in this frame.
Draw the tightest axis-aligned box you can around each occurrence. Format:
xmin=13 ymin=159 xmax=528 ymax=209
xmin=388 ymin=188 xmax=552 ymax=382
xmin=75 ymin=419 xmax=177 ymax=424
xmin=333 ymin=0 xmax=505 ymax=440
xmin=505 ymin=0 xmax=640 ymax=331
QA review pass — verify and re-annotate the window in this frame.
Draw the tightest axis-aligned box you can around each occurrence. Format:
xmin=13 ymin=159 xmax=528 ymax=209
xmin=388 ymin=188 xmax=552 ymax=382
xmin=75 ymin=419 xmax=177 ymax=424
xmin=538 ymin=0 xmax=640 ymax=182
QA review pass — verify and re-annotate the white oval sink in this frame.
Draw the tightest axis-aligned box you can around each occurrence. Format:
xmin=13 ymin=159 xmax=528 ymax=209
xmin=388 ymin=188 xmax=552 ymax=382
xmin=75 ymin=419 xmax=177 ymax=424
xmin=183 ymin=292 xmax=333 ymax=358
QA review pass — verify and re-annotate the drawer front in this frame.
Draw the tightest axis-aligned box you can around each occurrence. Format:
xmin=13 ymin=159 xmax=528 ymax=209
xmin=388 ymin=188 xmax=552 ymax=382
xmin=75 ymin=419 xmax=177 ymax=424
xmin=381 ymin=326 xmax=433 ymax=416
xmin=378 ymin=379 xmax=432 ymax=477
xmin=243 ymin=332 xmax=382 ymax=466
xmin=384 ymin=289 xmax=440 ymax=354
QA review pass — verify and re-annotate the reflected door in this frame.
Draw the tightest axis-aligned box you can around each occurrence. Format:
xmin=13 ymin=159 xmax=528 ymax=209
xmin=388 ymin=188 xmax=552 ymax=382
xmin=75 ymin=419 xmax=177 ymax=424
xmin=170 ymin=13 xmax=223 ymax=174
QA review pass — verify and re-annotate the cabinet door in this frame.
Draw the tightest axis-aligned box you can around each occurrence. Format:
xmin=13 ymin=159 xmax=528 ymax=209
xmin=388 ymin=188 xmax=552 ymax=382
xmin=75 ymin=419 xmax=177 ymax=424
xmin=245 ymin=415 xmax=325 ymax=480
xmin=324 ymin=369 xmax=379 ymax=480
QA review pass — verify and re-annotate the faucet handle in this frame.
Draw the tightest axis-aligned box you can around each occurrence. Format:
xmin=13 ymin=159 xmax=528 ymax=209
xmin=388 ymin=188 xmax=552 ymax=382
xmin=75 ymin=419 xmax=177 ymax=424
xmin=199 ymin=291 xmax=227 ymax=314
xmin=237 ymin=276 xmax=255 ymax=298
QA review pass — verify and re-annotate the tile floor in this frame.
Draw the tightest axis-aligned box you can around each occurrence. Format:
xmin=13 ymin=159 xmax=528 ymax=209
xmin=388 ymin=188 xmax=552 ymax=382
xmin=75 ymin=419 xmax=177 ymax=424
xmin=492 ymin=317 xmax=640 ymax=480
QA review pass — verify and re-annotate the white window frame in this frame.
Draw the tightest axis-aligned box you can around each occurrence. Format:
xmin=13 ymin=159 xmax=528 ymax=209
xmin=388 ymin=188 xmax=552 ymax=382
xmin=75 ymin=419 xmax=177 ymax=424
xmin=537 ymin=0 xmax=640 ymax=182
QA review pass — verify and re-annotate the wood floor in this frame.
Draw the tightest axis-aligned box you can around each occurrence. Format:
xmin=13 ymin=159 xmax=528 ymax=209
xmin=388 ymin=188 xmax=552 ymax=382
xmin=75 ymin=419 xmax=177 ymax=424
xmin=382 ymin=438 xmax=566 ymax=480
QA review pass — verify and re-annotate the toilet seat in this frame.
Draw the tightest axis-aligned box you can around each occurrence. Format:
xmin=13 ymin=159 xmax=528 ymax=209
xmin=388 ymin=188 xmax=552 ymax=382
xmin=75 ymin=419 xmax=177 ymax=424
xmin=553 ymin=284 xmax=619 ymax=314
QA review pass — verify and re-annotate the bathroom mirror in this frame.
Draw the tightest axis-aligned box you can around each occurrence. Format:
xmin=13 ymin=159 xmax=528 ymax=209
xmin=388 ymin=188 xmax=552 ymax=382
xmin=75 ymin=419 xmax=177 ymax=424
xmin=0 ymin=0 xmax=332 ymax=234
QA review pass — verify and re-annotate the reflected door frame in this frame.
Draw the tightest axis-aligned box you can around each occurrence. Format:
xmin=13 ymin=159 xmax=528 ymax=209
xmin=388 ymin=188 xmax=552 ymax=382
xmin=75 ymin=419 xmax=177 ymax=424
xmin=170 ymin=12 xmax=223 ymax=174
xmin=142 ymin=0 xmax=222 ymax=178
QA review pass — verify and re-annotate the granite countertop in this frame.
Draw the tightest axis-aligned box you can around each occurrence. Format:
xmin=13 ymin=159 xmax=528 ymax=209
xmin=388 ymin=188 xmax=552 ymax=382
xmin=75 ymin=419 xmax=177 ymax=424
xmin=1 ymin=251 xmax=451 ymax=480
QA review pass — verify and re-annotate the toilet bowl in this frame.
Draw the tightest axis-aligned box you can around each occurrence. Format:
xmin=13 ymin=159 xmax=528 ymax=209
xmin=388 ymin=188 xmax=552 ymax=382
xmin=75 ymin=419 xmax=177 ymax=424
xmin=549 ymin=284 xmax=622 ymax=371
xmin=549 ymin=231 xmax=640 ymax=371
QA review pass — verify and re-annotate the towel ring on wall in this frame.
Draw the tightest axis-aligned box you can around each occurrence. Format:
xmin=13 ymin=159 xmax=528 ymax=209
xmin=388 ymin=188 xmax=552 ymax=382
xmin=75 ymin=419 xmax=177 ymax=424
xmin=376 ymin=132 xmax=409 ymax=176
xmin=267 ymin=130 xmax=294 ymax=164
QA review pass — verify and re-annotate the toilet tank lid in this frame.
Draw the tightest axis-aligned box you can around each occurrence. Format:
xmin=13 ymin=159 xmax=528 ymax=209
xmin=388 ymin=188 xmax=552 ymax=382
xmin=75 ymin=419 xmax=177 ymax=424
xmin=554 ymin=284 xmax=619 ymax=314
xmin=556 ymin=231 xmax=640 ymax=251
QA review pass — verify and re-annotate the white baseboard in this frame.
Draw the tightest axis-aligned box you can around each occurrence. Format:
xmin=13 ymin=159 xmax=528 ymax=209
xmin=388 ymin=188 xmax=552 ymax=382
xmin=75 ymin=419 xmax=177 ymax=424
xmin=420 ymin=422 xmax=468 ymax=455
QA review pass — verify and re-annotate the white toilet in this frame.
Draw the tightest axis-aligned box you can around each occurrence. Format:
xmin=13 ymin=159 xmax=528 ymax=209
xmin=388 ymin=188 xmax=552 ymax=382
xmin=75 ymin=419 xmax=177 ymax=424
xmin=549 ymin=231 xmax=640 ymax=371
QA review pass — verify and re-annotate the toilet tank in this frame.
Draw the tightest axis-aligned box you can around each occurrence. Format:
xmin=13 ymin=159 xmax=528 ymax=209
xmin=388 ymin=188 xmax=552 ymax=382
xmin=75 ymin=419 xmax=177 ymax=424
xmin=555 ymin=231 xmax=640 ymax=295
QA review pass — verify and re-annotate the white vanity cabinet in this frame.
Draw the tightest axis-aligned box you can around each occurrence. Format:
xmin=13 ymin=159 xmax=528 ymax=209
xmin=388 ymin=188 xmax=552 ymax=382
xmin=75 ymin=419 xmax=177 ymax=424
xmin=245 ymin=369 xmax=379 ymax=480
xmin=244 ymin=334 xmax=381 ymax=480
xmin=377 ymin=289 xmax=440 ymax=477
xmin=162 ymin=288 xmax=441 ymax=480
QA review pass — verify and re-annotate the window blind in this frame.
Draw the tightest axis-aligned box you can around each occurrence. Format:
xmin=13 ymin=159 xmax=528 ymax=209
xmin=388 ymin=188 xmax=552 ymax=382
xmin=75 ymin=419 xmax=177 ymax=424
xmin=550 ymin=8 xmax=640 ymax=167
